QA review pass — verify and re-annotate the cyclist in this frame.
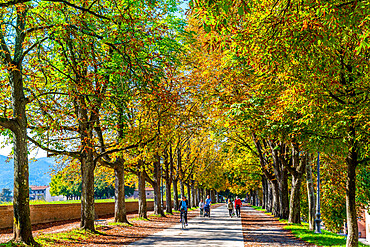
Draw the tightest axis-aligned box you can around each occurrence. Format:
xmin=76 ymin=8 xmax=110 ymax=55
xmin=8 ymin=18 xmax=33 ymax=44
xmin=204 ymin=195 xmax=212 ymax=216
xmin=179 ymin=196 xmax=188 ymax=226
xmin=235 ymin=196 xmax=242 ymax=217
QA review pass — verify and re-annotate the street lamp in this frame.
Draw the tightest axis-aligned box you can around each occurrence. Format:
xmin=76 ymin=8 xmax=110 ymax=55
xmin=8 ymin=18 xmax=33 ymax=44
xmin=315 ymin=151 xmax=322 ymax=234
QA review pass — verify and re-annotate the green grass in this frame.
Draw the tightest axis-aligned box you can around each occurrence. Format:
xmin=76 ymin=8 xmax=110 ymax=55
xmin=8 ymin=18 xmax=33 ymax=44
xmin=106 ymin=222 xmax=132 ymax=227
xmin=0 ymin=242 xmax=26 ymax=247
xmin=173 ymin=210 xmax=180 ymax=213
xmin=131 ymin=217 xmax=149 ymax=221
xmin=149 ymin=214 xmax=163 ymax=217
xmin=0 ymin=198 xmax=154 ymax=206
xmin=251 ymin=206 xmax=266 ymax=211
xmin=284 ymin=223 xmax=367 ymax=247
xmin=35 ymin=228 xmax=102 ymax=247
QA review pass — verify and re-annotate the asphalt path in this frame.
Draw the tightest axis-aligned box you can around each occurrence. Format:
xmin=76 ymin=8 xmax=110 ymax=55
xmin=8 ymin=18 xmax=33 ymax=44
xmin=129 ymin=204 xmax=244 ymax=247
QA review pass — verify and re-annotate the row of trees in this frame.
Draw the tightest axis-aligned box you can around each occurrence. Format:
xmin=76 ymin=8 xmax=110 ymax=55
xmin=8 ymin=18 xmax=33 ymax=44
xmin=184 ymin=0 xmax=370 ymax=246
xmin=1 ymin=1 xmax=368 ymax=246
xmin=0 ymin=1 xmax=227 ymax=245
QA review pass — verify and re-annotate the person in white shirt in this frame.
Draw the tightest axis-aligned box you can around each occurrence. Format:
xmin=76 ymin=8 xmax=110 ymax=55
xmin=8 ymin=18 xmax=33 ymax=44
xmin=199 ymin=199 xmax=205 ymax=216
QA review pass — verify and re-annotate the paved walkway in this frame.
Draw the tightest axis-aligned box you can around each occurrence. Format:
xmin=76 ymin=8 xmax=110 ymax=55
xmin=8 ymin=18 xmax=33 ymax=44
xmin=242 ymin=206 xmax=311 ymax=246
xmin=129 ymin=204 xmax=244 ymax=246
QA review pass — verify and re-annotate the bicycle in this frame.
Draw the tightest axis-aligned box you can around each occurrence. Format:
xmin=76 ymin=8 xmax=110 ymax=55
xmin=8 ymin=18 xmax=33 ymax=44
xmin=181 ymin=209 xmax=186 ymax=229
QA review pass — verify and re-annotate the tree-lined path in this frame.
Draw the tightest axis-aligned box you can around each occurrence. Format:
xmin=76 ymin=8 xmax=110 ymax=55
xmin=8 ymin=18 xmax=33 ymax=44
xmin=130 ymin=204 xmax=244 ymax=247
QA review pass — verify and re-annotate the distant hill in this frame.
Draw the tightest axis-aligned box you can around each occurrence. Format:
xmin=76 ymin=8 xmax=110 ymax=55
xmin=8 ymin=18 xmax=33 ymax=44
xmin=0 ymin=155 xmax=56 ymax=192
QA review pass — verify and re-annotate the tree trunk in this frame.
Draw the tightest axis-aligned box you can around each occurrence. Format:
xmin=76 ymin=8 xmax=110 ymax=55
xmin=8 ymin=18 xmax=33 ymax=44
xmin=186 ymin=183 xmax=191 ymax=207
xmin=114 ymin=166 xmax=129 ymax=223
xmin=279 ymin=167 xmax=289 ymax=219
xmin=165 ymin=177 xmax=172 ymax=214
xmin=12 ymin=91 xmax=35 ymax=244
xmin=5 ymin=9 xmax=37 ymax=245
xmin=346 ymin=127 xmax=358 ymax=247
xmin=138 ymin=165 xmax=147 ymax=219
xmin=211 ymin=189 xmax=216 ymax=203
xmin=267 ymin=181 xmax=273 ymax=213
xmin=180 ymin=180 xmax=185 ymax=198
xmin=306 ymin=157 xmax=316 ymax=231
xmin=80 ymin=156 xmax=95 ymax=230
xmin=288 ymin=149 xmax=306 ymax=224
xmin=261 ymin=176 xmax=267 ymax=209
xmin=191 ymin=181 xmax=196 ymax=208
xmin=271 ymin=180 xmax=280 ymax=217
xmin=166 ymin=145 xmax=174 ymax=214
xmin=173 ymin=179 xmax=179 ymax=210
xmin=288 ymin=173 xmax=303 ymax=223
xmin=78 ymin=95 xmax=96 ymax=231
xmin=153 ymin=180 xmax=164 ymax=216
xmin=153 ymin=156 xmax=165 ymax=217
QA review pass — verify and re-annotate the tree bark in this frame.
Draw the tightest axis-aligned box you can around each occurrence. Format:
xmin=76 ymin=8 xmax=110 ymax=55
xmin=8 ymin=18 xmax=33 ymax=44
xmin=165 ymin=145 xmax=174 ymax=214
xmin=173 ymin=179 xmax=179 ymax=210
xmin=138 ymin=163 xmax=147 ymax=219
xmin=153 ymin=156 xmax=165 ymax=217
xmin=80 ymin=156 xmax=95 ymax=230
xmin=12 ymin=84 xmax=35 ymax=244
xmin=288 ymin=148 xmax=306 ymax=224
xmin=78 ymin=95 xmax=96 ymax=231
xmin=271 ymin=180 xmax=280 ymax=217
xmin=2 ymin=7 xmax=37 ymax=245
xmin=346 ymin=126 xmax=358 ymax=247
xmin=191 ymin=181 xmax=196 ymax=208
xmin=267 ymin=181 xmax=273 ymax=213
xmin=196 ymin=187 xmax=200 ymax=205
xmin=165 ymin=177 xmax=172 ymax=214
xmin=114 ymin=166 xmax=129 ymax=223
xmin=180 ymin=180 xmax=185 ymax=198
xmin=261 ymin=176 xmax=267 ymax=209
xmin=279 ymin=167 xmax=289 ymax=219
xmin=211 ymin=189 xmax=216 ymax=203
xmin=186 ymin=183 xmax=191 ymax=207
xmin=306 ymin=156 xmax=315 ymax=231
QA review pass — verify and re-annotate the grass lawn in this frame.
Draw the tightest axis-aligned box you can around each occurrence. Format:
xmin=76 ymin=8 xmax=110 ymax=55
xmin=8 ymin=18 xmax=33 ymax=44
xmin=250 ymin=206 xmax=266 ymax=211
xmin=36 ymin=229 xmax=102 ymax=246
xmin=0 ymin=229 xmax=103 ymax=247
xmin=284 ymin=223 xmax=367 ymax=247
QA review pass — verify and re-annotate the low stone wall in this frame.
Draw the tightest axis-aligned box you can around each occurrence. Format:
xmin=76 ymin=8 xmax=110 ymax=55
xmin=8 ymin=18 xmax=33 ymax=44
xmin=0 ymin=200 xmax=155 ymax=229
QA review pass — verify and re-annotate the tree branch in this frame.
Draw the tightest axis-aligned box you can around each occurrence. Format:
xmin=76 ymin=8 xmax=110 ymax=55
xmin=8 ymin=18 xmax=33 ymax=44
xmin=27 ymin=136 xmax=80 ymax=158
xmin=0 ymin=117 xmax=17 ymax=132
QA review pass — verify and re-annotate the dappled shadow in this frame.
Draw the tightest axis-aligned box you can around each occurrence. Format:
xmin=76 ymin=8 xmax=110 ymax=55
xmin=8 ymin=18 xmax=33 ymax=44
xmin=241 ymin=206 xmax=314 ymax=246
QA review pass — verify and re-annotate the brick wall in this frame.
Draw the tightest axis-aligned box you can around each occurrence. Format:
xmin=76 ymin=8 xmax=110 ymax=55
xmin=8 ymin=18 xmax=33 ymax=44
xmin=0 ymin=200 xmax=156 ymax=229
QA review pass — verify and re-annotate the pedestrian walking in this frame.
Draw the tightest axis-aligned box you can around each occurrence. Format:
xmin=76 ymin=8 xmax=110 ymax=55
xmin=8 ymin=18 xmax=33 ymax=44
xmin=227 ymin=199 xmax=234 ymax=217
xmin=235 ymin=196 xmax=242 ymax=218
xmin=199 ymin=199 xmax=204 ymax=216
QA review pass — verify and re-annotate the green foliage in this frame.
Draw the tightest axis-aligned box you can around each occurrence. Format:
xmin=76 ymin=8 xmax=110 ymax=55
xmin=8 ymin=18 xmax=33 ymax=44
xmin=357 ymin=166 xmax=370 ymax=208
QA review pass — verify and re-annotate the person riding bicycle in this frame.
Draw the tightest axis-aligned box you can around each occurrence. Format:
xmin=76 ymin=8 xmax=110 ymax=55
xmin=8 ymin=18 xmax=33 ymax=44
xmin=204 ymin=195 xmax=212 ymax=216
xmin=179 ymin=196 xmax=188 ymax=226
